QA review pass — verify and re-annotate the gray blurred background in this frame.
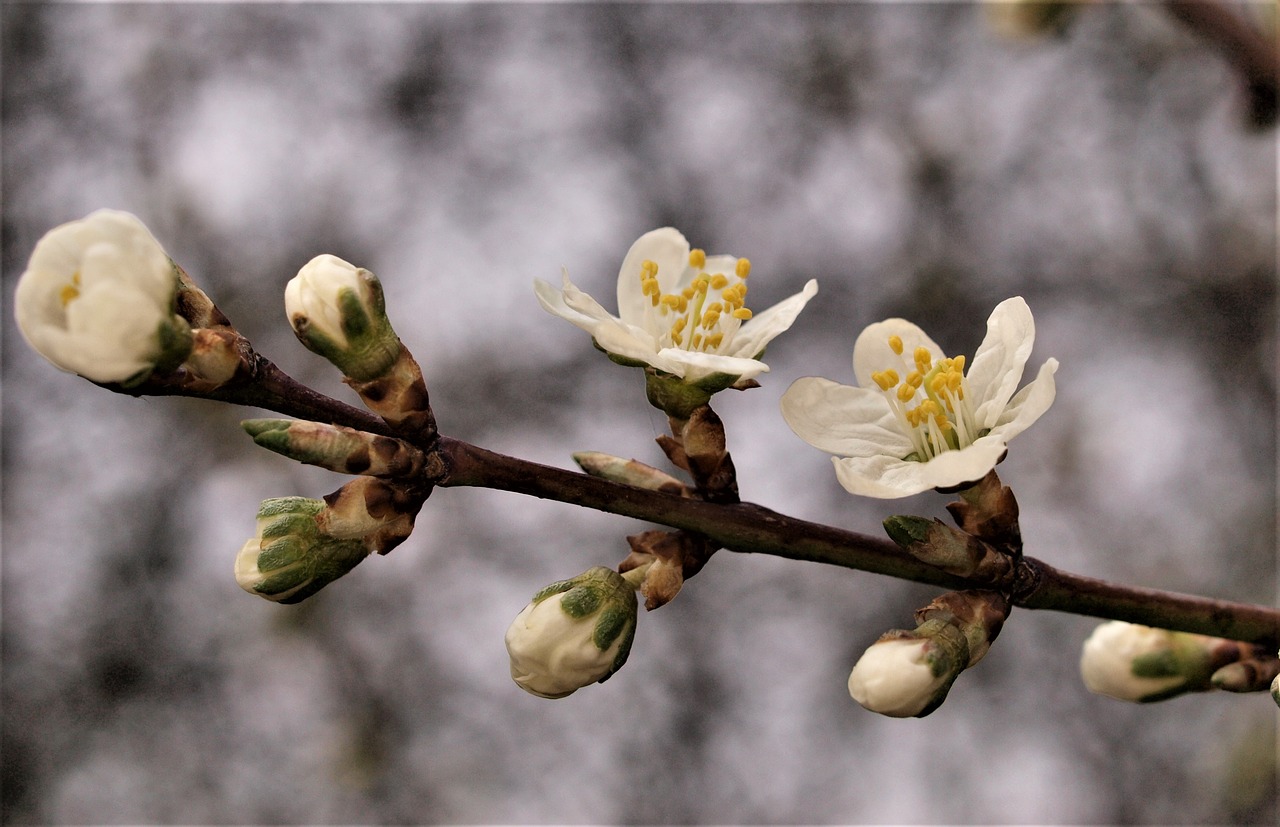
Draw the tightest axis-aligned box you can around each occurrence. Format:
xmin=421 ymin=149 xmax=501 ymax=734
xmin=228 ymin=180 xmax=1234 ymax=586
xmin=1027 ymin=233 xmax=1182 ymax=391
xmin=2 ymin=3 xmax=1276 ymax=824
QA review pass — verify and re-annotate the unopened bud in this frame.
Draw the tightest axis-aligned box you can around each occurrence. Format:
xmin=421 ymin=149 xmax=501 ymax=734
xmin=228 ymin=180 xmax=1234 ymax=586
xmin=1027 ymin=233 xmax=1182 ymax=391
xmin=1079 ymin=621 xmax=1221 ymax=703
xmin=285 ymin=255 xmax=400 ymax=382
xmin=234 ymin=497 xmax=370 ymax=604
xmin=883 ymin=515 xmax=1015 ymax=583
xmin=505 ymin=566 xmax=638 ymax=698
xmin=572 ymin=451 xmax=690 ymax=496
xmin=243 ymin=419 xmax=427 ymax=478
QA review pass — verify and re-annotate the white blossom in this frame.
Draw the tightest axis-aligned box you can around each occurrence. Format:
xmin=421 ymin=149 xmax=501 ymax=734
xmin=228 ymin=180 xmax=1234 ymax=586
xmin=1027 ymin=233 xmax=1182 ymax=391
xmin=535 ymin=227 xmax=817 ymax=386
xmin=781 ymin=297 xmax=1057 ymax=498
xmin=15 ymin=209 xmax=187 ymax=384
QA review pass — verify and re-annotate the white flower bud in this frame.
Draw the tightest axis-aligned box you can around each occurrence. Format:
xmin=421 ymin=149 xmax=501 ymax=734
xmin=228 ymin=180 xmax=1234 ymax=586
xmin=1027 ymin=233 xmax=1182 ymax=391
xmin=284 ymin=254 xmax=399 ymax=381
xmin=847 ymin=637 xmax=952 ymax=718
xmin=505 ymin=567 xmax=638 ymax=699
xmin=234 ymin=496 xmax=370 ymax=604
xmin=15 ymin=209 xmax=191 ymax=384
xmin=1079 ymin=621 xmax=1215 ymax=703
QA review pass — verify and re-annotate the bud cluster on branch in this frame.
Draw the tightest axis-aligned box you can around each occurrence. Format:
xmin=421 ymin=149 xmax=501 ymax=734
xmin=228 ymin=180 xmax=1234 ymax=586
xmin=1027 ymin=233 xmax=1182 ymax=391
xmin=13 ymin=210 xmax=1280 ymax=716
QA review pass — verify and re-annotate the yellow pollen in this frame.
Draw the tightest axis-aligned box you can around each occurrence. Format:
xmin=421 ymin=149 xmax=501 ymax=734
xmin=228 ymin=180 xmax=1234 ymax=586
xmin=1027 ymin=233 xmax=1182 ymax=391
xmin=671 ymin=316 xmax=688 ymax=334
xmin=702 ymin=309 xmax=721 ymax=328
xmin=914 ymin=347 xmax=932 ymax=372
xmin=735 ymin=258 xmax=751 ymax=278
xmin=706 ymin=332 xmax=724 ymax=349
xmin=660 ymin=294 xmax=682 ymax=311
xmin=682 ymin=286 xmax=696 ymax=299
xmin=692 ymin=333 xmax=703 ymax=349
xmin=732 ymin=308 xmax=752 ymax=320
xmin=689 ymin=249 xmax=707 ymax=269
xmin=888 ymin=335 xmax=903 ymax=355
xmin=897 ymin=383 xmax=915 ymax=402
xmin=906 ymin=371 xmax=923 ymax=388
xmin=59 ymin=272 xmax=82 ymax=307
xmin=872 ymin=370 xmax=898 ymax=391
xmin=710 ymin=274 xmax=729 ymax=290
xmin=952 ymin=354 xmax=966 ymax=372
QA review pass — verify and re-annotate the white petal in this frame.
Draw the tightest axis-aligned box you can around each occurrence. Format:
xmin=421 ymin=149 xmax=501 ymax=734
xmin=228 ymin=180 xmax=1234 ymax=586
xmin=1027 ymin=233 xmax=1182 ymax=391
xmin=831 ymin=437 xmax=1010 ymax=499
xmin=852 ymin=318 xmax=945 ymax=388
xmin=986 ymin=358 xmax=1058 ymax=442
xmin=967 ymin=296 xmax=1035 ymax=425
xmin=727 ymin=279 xmax=819 ymax=359
xmin=533 ymin=276 xmax=593 ymax=326
xmin=656 ymin=347 xmax=765 ymax=382
xmin=780 ymin=377 xmax=911 ymax=458
xmin=615 ymin=228 xmax=690 ymax=326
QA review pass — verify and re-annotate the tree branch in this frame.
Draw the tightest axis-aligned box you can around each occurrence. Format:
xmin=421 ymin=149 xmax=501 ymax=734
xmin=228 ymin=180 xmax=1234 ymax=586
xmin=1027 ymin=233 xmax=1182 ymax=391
xmin=1162 ymin=0 xmax=1278 ymax=127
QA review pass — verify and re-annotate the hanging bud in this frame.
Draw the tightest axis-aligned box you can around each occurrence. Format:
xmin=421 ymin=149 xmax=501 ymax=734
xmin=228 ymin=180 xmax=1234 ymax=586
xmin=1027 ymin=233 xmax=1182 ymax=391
xmin=848 ymin=590 xmax=1009 ymax=718
xmin=243 ymin=419 xmax=427 ymax=478
xmin=234 ymin=497 xmax=370 ymax=604
xmin=15 ymin=209 xmax=193 ymax=386
xmin=1079 ymin=621 xmax=1235 ymax=703
xmin=505 ymin=566 xmax=639 ymax=698
xmin=285 ymin=255 xmax=434 ymax=436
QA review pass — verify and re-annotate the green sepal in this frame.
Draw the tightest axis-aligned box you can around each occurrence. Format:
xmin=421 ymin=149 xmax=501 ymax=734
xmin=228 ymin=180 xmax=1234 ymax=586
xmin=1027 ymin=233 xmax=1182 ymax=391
xmin=592 ymin=339 xmax=649 ymax=368
xmin=691 ymin=371 xmax=744 ymax=395
xmin=559 ymin=585 xmax=603 ymax=619
xmin=883 ymin=515 xmax=934 ymax=549
xmin=531 ymin=579 xmax=576 ymax=605
xmin=645 ymin=369 xmax=713 ymax=419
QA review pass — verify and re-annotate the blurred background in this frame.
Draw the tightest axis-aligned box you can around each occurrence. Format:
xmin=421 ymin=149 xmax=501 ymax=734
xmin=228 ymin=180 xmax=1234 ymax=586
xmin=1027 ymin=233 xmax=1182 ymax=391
xmin=2 ymin=3 xmax=1276 ymax=823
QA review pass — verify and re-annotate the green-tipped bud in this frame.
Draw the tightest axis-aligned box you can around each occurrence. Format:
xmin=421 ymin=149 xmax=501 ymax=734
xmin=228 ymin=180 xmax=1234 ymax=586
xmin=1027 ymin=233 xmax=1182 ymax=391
xmin=242 ymin=418 xmax=427 ymax=478
xmin=572 ymin=451 xmax=690 ymax=496
xmin=504 ymin=566 xmax=639 ymax=698
xmin=884 ymin=515 xmax=1015 ymax=584
xmin=1079 ymin=621 xmax=1222 ymax=703
xmin=234 ymin=497 xmax=370 ymax=604
xmin=285 ymin=254 xmax=400 ymax=382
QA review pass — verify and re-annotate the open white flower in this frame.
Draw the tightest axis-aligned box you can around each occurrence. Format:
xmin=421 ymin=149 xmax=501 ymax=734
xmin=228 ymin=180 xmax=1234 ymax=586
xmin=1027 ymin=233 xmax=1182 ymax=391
xmin=15 ymin=209 xmax=189 ymax=384
xmin=780 ymin=297 xmax=1057 ymax=498
xmin=535 ymin=227 xmax=818 ymax=387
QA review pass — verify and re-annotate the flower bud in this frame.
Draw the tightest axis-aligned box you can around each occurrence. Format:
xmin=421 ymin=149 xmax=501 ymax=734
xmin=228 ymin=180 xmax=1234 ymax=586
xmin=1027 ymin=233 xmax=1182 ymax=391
xmin=243 ymin=418 xmax=427 ymax=478
xmin=848 ymin=635 xmax=956 ymax=718
xmin=15 ymin=209 xmax=192 ymax=385
xmin=1079 ymin=621 xmax=1220 ymax=703
xmin=234 ymin=497 xmax=370 ymax=604
xmin=285 ymin=254 xmax=400 ymax=382
xmin=505 ymin=566 xmax=638 ymax=698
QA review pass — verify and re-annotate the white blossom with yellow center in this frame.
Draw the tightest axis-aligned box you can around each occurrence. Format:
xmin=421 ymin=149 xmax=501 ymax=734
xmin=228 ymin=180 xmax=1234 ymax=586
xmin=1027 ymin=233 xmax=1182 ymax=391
xmin=535 ymin=227 xmax=818 ymax=385
xmin=14 ymin=209 xmax=184 ymax=384
xmin=780 ymin=297 xmax=1057 ymax=498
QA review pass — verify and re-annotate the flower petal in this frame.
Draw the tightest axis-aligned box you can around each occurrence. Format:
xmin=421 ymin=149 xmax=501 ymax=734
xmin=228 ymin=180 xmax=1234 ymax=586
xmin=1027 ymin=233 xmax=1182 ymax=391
xmin=780 ymin=377 xmax=912 ymax=458
xmin=615 ymin=228 xmax=690 ymax=326
xmin=831 ymin=436 xmax=1010 ymax=499
xmin=657 ymin=347 xmax=766 ymax=382
xmin=852 ymin=318 xmax=945 ymax=388
xmin=987 ymin=357 xmax=1058 ymax=442
xmin=727 ymin=279 xmax=819 ymax=359
xmin=967 ymin=296 xmax=1035 ymax=427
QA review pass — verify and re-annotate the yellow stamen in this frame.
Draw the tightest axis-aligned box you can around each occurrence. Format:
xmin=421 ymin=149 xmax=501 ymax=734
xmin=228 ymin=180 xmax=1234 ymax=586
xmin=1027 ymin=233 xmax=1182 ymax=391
xmin=732 ymin=308 xmax=752 ymax=320
xmin=906 ymin=371 xmax=923 ymax=388
xmin=702 ymin=309 xmax=721 ymax=328
xmin=914 ymin=347 xmax=932 ymax=372
xmin=60 ymin=272 xmax=82 ymax=307
xmin=897 ymin=383 xmax=916 ymax=402
xmin=872 ymin=370 xmax=898 ymax=391
xmin=888 ymin=335 xmax=903 ymax=355
xmin=689 ymin=249 xmax=707 ymax=270
xmin=735 ymin=258 xmax=751 ymax=278
xmin=710 ymin=274 xmax=729 ymax=290
xmin=706 ymin=332 xmax=724 ymax=349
